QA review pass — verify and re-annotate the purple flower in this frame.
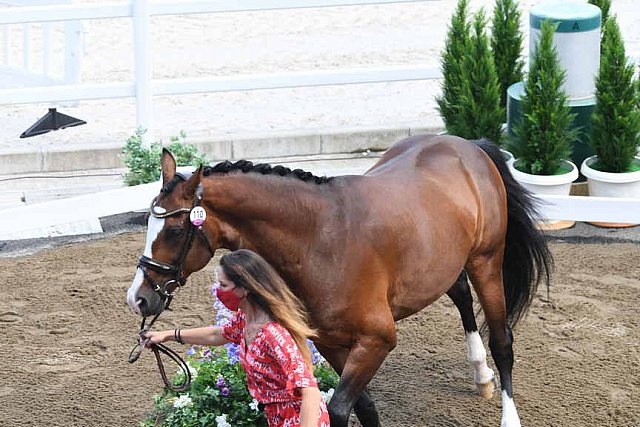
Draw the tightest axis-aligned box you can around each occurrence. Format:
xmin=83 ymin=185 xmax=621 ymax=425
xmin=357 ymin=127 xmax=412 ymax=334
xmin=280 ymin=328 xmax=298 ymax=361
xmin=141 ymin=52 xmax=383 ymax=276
xmin=220 ymin=387 xmax=231 ymax=397
xmin=215 ymin=375 xmax=227 ymax=389
xmin=225 ymin=343 xmax=240 ymax=365
xmin=185 ymin=346 xmax=196 ymax=357
xmin=307 ymin=339 xmax=324 ymax=365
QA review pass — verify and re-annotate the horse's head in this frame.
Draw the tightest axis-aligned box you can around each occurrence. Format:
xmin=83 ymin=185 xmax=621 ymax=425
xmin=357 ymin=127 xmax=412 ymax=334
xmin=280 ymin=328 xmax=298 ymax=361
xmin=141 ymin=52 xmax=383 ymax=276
xmin=126 ymin=149 xmax=218 ymax=317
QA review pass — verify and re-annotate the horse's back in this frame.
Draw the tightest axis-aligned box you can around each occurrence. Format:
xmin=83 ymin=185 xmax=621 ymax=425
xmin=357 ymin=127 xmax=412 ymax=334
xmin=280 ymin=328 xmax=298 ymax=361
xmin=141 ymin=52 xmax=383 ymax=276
xmin=364 ymin=134 xmax=505 ymax=208
xmin=366 ymin=134 xmax=496 ymax=179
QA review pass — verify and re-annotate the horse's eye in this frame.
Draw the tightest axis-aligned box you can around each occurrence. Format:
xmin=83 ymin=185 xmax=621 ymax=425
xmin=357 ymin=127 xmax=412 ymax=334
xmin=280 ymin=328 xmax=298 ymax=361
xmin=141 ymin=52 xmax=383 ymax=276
xmin=167 ymin=227 xmax=184 ymax=238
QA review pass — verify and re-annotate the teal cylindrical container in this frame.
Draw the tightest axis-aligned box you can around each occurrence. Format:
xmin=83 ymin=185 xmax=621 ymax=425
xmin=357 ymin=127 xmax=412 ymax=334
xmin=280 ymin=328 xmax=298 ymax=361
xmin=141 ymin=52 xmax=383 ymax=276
xmin=530 ymin=1 xmax=601 ymax=100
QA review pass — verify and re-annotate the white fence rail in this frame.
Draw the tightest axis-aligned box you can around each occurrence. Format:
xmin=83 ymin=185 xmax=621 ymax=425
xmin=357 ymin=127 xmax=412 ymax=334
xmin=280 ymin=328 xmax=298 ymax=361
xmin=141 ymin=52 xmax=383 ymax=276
xmin=0 ymin=0 xmax=639 ymax=225
xmin=1 ymin=0 xmax=84 ymax=87
xmin=537 ymin=195 xmax=640 ymax=225
xmin=0 ymin=0 xmax=442 ymax=134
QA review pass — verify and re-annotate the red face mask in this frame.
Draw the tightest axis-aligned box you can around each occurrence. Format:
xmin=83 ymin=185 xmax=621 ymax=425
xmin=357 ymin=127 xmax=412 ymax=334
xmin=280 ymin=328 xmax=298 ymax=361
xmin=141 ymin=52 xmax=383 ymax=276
xmin=216 ymin=287 xmax=243 ymax=311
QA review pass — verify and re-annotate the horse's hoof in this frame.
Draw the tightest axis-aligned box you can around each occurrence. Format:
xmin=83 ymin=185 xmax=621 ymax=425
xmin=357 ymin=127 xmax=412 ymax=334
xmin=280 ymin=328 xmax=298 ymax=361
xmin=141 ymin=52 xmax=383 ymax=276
xmin=476 ymin=380 xmax=494 ymax=399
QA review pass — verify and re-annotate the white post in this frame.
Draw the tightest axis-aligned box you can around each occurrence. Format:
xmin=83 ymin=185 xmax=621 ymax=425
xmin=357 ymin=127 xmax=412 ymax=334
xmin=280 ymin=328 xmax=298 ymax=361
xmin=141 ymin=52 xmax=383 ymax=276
xmin=42 ymin=22 xmax=51 ymax=78
xmin=2 ymin=25 xmax=9 ymax=66
xmin=63 ymin=21 xmax=82 ymax=84
xmin=133 ymin=0 xmax=153 ymax=147
xmin=22 ymin=23 xmax=30 ymax=71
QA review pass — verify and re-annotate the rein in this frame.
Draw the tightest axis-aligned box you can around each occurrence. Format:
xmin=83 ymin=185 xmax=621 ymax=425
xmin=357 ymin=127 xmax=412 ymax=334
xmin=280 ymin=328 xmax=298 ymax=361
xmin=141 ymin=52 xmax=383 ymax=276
xmin=128 ymin=310 xmax=192 ymax=392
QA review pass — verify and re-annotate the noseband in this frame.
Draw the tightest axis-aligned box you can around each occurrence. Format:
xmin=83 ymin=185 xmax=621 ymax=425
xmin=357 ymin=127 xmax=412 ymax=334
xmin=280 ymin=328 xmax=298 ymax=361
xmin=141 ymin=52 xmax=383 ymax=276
xmin=137 ymin=181 xmax=214 ymax=302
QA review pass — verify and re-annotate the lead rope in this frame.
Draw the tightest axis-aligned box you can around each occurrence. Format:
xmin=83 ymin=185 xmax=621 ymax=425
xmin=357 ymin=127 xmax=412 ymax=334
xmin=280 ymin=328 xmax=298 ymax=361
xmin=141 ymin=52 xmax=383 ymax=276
xmin=128 ymin=303 xmax=192 ymax=392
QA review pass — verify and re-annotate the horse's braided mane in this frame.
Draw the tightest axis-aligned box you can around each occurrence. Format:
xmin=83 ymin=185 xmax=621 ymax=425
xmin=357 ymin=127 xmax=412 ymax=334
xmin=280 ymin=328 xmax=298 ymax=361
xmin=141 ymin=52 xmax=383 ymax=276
xmin=160 ymin=160 xmax=332 ymax=194
xmin=203 ymin=160 xmax=333 ymax=185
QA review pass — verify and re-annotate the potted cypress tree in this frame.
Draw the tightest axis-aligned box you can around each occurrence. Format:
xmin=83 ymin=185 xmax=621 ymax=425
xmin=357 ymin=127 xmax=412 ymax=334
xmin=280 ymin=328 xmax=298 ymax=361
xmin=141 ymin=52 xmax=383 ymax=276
xmin=436 ymin=0 xmax=470 ymax=134
xmin=491 ymin=0 xmax=524 ymax=111
xmin=506 ymin=19 xmax=579 ymax=196
xmin=491 ymin=0 xmax=525 ymax=164
xmin=580 ymin=16 xmax=640 ymax=199
xmin=437 ymin=3 xmax=508 ymax=162
xmin=456 ymin=9 xmax=504 ymax=145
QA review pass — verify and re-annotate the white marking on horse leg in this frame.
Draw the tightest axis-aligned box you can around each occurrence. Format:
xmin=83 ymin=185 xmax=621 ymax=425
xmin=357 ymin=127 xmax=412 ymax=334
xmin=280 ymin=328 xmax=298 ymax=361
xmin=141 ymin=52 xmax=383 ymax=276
xmin=126 ymin=212 xmax=165 ymax=313
xmin=500 ymin=390 xmax=521 ymax=427
xmin=466 ymin=331 xmax=495 ymax=385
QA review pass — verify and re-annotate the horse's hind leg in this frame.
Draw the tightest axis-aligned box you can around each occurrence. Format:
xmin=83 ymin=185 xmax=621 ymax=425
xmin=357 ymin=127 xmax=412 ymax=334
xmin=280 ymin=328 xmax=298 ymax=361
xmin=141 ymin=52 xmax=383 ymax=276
xmin=447 ymin=271 xmax=496 ymax=399
xmin=467 ymin=254 xmax=522 ymax=427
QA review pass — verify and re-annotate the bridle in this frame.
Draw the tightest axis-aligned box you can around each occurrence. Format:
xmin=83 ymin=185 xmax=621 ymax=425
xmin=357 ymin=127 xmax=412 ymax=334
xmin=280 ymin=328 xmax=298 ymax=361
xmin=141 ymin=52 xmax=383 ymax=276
xmin=128 ymin=177 xmax=215 ymax=392
xmin=136 ymin=181 xmax=214 ymax=304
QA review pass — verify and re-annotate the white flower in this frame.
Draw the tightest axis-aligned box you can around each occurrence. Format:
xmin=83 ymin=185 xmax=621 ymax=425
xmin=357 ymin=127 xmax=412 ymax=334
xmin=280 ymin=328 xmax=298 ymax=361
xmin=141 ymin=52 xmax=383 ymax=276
xmin=321 ymin=388 xmax=335 ymax=403
xmin=187 ymin=362 xmax=198 ymax=379
xmin=215 ymin=414 xmax=231 ymax=427
xmin=172 ymin=394 xmax=193 ymax=409
xmin=175 ymin=362 xmax=198 ymax=379
xmin=249 ymin=399 xmax=260 ymax=412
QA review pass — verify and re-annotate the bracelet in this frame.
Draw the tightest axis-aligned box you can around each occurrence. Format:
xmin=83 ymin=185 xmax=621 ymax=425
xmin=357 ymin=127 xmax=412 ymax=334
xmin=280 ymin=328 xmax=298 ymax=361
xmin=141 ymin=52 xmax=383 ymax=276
xmin=174 ymin=328 xmax=184 ymax=344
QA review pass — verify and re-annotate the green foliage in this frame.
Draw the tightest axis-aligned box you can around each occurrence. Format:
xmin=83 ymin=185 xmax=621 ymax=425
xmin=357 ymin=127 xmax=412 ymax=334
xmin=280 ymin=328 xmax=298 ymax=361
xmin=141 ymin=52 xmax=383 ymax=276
xmin=590 ymin=16 xmax=640 ymax=173
xmin=588 ymin=0 xmax=610 ymax=27
xmin=454 ymin=9 xmax=505 ymax=145
xmin=588 ymin=0 xmax=611 ymax=49
xmin=506 ymin=20 xmax=578 ymax=175
xmin=122 ymin=129 xmax=209 ymax=186
xmin=436 ymin=0 xmax=471 ymax=133
xmin=141 ymin=346 xmax=339 ymax=427
xmin=491 ymin=0 xmax=525 ymax=108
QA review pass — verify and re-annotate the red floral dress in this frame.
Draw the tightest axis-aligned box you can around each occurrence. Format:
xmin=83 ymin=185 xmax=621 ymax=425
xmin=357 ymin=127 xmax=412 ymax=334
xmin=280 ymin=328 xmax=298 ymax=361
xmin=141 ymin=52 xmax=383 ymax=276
xmin=221 ymin=311 xmax=331 ymax=427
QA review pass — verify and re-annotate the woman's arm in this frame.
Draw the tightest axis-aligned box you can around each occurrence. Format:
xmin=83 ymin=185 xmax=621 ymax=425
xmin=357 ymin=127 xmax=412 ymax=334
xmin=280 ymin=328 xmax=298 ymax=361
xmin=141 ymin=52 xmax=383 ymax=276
xmin=299 ymin=386 xmax=323 ymax=427
xmin=143 ymin=325 xmax=230 ymax=347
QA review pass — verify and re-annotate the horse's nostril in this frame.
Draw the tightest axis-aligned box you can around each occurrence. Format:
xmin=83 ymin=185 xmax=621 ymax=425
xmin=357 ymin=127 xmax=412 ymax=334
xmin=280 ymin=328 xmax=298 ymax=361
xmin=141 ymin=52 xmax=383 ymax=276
xmin=138 ymin=297 xmax=148 ymax=314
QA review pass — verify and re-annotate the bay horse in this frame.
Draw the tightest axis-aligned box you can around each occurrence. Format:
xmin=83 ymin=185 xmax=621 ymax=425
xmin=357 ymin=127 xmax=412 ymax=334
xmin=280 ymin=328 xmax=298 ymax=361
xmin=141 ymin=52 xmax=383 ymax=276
xmin=126 ymin=134 xmax=551 ymax=427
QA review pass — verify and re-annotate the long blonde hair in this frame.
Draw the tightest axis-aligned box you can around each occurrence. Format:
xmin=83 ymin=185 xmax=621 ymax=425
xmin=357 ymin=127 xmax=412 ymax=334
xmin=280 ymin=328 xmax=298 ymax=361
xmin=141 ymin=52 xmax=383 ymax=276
xmin=219 ymin=249 xmax=317 ymax=370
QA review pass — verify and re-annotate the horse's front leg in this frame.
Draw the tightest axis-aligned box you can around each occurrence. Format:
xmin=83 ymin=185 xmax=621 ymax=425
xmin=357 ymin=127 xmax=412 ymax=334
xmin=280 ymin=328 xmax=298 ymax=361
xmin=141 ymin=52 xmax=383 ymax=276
xmin=328 ymin=332 xmax=396 ymax=427
xmin=315 ymin=343 xmax=382 ymax=426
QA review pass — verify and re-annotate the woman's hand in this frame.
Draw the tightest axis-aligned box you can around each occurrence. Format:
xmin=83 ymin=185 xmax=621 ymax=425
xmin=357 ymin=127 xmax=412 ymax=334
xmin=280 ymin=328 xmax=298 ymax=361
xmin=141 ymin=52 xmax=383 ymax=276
xmin=141 ymin=330 xmax=172 ymax=347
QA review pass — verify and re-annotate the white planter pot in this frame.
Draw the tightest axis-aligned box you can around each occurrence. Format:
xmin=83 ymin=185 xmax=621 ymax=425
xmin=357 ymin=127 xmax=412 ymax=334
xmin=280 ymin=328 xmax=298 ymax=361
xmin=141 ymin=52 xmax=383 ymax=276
xmin=580 ymin=156 xmax=640 ymax=198
xmin=509 ymin=159 xmax=579 ymax=195
xmin=500 ymin=149 xmax=515 ymax=166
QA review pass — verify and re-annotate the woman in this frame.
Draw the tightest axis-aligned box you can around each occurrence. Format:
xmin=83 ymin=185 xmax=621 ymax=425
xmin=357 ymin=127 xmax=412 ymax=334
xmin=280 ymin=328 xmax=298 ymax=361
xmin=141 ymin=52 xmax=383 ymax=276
xmin=143 ymin=249 xmax=330 ymax=427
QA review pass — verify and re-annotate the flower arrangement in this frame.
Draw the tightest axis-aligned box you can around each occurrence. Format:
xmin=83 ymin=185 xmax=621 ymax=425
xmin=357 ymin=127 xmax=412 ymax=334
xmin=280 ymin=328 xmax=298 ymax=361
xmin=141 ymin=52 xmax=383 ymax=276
xmin=141 ymin=285 xmax=339 ymax=427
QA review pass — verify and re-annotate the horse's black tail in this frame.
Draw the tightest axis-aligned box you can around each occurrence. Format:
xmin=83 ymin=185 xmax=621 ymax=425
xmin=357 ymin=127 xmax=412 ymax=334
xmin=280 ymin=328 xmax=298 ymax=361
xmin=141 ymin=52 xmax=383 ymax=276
xmin=471 ymin=139 xmax=553 ymax=328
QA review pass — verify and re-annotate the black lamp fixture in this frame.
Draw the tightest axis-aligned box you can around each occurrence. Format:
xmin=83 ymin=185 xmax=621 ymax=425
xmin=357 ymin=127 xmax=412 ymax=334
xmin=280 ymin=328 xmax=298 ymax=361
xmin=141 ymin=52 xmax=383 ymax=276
xmin=20 ymin=107 xmax=86 ymax=138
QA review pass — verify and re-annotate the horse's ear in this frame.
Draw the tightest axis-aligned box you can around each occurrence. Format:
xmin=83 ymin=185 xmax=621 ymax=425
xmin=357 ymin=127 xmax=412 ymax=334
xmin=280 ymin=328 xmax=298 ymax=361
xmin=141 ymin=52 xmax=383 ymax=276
xmin=161 ymin=148 xmax=177 ymax=186
xmin=183 ymin=165 xmax=204 ymax=199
